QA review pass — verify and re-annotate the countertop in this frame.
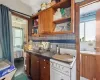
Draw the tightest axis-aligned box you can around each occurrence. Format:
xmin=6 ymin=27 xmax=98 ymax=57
xmin=80 ymin=51 xmax=100 ymax=56
xmin=26 ymin=50 xmax=55 ymax=59
xmin=26 ymin=50 xmax=73 ymax=64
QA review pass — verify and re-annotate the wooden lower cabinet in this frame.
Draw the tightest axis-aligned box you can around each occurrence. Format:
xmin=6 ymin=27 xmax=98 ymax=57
xmin=30 ymin=54 xmax=50 ymax=80
xmin=80 ymin=53 xmax=96 ymax=80
xmin=40 ymin=57 xmax=50 ymax=80
xmin=31 ymin=54 xmax=40 ymax=80
xmin=25 ymin=53 xmax=31 ymax=76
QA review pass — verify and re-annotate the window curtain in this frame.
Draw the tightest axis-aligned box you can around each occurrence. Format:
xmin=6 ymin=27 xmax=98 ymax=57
xmin=0 ymin=4 xmax=13 ymax=62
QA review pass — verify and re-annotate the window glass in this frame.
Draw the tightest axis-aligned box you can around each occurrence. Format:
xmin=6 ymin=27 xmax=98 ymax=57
xmin=80 ymin=23 xmax=85 ymax=40
xmin=13 ymin=28 xmax=23 ymax=48
xmin=85 ymin=20 xmax=96 ymax=41
xmin=80 ymin=20 xmax=96 ymax=42
xmin=15 ymin=29 xmax=23 ymax=37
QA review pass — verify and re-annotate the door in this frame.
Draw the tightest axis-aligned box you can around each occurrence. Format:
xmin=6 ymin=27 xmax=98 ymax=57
xmin=31 ymin=54 xmax=40 ymax=80
xmin=50 ymin=68 xmax=70 ymax=80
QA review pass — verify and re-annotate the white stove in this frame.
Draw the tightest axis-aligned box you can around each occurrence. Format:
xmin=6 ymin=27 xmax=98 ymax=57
xmin=50 ymin=49 xmax=76 ymax=80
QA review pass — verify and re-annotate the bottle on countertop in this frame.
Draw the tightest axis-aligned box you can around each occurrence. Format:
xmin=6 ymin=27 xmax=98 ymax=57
xmin=56 ymin=45 xmax=60 ymax=55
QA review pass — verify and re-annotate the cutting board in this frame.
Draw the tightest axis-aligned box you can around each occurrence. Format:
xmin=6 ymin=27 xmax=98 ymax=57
xmin=52 ymin=54 xmax=73 ymax=62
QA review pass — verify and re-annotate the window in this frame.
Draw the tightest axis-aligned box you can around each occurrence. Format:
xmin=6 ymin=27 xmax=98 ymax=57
xmin=80 ymin=20 xmax=96 ymax=41
xmin=13 ymin=28 xmax=23 ymax=48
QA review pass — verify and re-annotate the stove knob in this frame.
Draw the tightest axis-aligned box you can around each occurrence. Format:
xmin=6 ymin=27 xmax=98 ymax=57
xmin=58 ymin=64 xmax=60 ymax=68
xmin=62 ymin=66 xmax=64 ymax=69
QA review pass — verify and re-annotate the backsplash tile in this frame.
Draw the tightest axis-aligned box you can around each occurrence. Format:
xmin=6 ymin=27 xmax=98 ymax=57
xmin=30 ymin=33 xmax=76 ymax=50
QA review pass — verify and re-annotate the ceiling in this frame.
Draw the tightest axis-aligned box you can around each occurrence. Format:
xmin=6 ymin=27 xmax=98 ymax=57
xmin=80 ymin=2 xmax=100 ymax=15
xmin=20 ymin=0 xmax=51 ymax=14
xmin=20 ymin=0 xmax=85 ymax=15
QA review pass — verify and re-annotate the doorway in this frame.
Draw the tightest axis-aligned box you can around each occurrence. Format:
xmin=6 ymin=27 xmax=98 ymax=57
xmin=79 ymin=1 xmax=100 ymax=80
xmin=12 ymin=14 xmax=28 ymax=77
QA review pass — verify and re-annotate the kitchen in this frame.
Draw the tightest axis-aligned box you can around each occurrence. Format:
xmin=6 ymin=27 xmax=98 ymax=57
xmin=0 ymin=0 xmax=100 ymax=80
xmin=25 ymin=0 xmax=77 ymax=80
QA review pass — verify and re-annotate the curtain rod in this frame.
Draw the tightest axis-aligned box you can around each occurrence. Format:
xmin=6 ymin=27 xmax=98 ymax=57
xmin=0 ymin=4 xmax=31 ymax=18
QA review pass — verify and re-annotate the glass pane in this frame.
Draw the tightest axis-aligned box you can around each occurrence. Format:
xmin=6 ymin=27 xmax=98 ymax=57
xmin=15 ymin=38 xmax=22 ymax=47
xmin=15 ymin=29 xmax=23 ymax=37
xmin=85 ymin=20 xmax=96 ymax=41
xmin=80 ymin=23 xmax=85 ymax=40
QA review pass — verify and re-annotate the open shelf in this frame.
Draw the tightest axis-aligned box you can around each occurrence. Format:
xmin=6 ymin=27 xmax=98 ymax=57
xmin=52 ymin=0 xmax=71 ymax=9
xmin=33 ymin=25 xmax=38 ymax=28
xmin=53 ymin=31 xmax=72 ymax=34
xmin=53 ymin=17 xmax=71 ymax=24
xmin=32 ymin=34 xmax=40 ymax=37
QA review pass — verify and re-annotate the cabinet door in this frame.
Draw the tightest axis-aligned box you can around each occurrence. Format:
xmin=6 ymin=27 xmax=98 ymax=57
xmin=40 ymin=58 xmax=50 ymax=80
xmin=39 ymin=8 xmax=54 ymax=34
xmin=71 ymin=0 xmax=75 ymax=32
xmin=25 ymin=53 xmax=30 ymax=76
xmin=44 ymin=8 xmax=54 ymax=33
xmin=31 ymin=54 xmax=40 ymax=80
xmin=38 ymin=11 xmax=45 ymax=34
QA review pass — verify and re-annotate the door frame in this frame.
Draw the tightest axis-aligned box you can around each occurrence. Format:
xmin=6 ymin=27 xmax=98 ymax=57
xmin=11 ymin=11 xmax=29 ymax=44
xmin=76 ymin=0 xmax=100 ymax=80
xmin=80 ymin=0 xmax=100 ymax=8
xmin=75 ymin=3 xmax=80 ymax=80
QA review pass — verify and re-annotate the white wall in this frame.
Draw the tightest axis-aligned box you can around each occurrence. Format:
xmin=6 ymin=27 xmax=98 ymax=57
xmin=0 ymin=0 xmax=32 ymax=15
xmin=80 ymin=41 xmax=96 ymax=52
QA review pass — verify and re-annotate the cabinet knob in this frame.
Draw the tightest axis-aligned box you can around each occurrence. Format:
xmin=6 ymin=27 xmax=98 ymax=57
xmin=37 ymin=61 xmax=39 ymax=62
xmin=44 ymin=67 xmax=45 ymax=68
xmin=44 ymin=59 xmax=45 ymax=61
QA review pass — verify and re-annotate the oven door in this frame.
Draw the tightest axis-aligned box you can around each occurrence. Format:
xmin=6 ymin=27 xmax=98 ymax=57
xmin=50 ymin=68 xmax=70 ymax=80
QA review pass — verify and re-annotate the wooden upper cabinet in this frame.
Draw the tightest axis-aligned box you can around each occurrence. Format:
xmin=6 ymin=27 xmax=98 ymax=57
xmin=71 ymin=0 xmax=75 ymax=33
xmin=38 ymin=8 xmax=54 ymax=34
xmin=31 ymin=0 xmax=75 ymax=35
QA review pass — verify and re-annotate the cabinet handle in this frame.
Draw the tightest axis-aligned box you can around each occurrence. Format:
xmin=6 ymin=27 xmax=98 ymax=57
xmin=44 ymin=67 xmax=45 ymax=68
xmin=61 ymin=79 xmax=64 ymax=80
xmin=37 ymin=61 xmax=39 ymax=62
xmin=44 ymin=59 xmax=45 ymax=61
